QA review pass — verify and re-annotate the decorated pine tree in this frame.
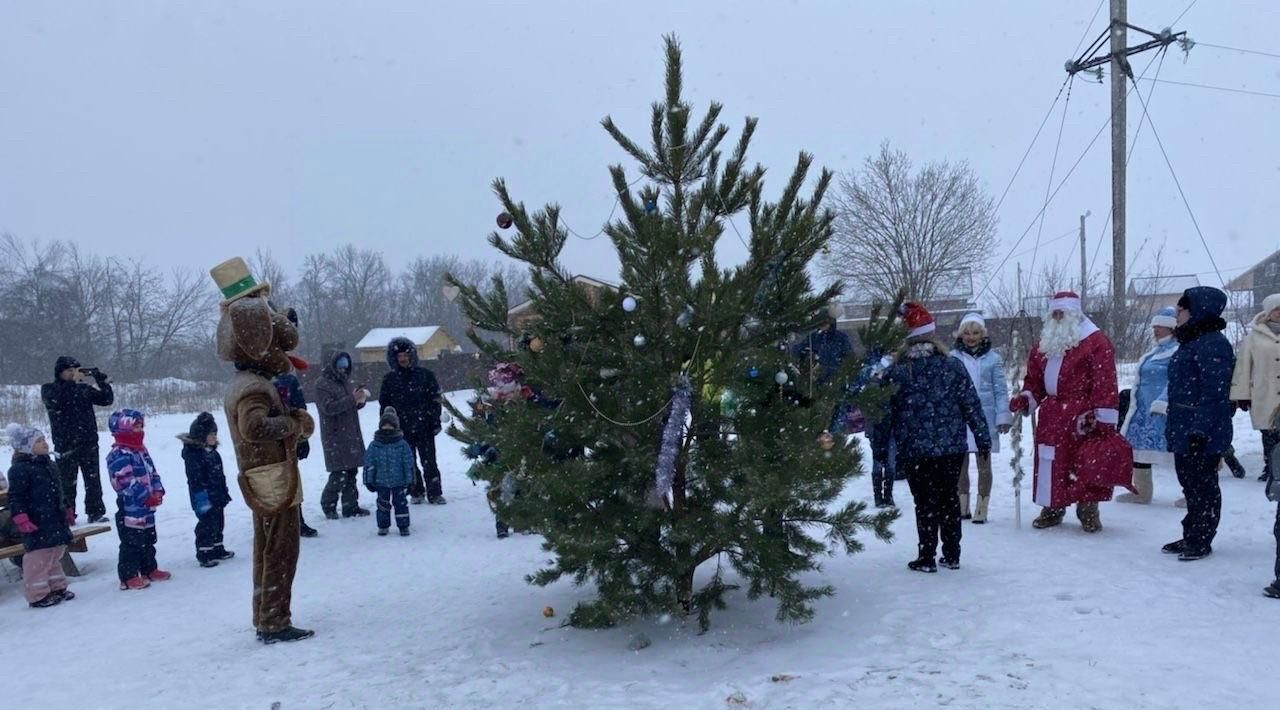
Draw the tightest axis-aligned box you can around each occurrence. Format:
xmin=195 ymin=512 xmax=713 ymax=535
xmin=448 ymin=35 xmax=901 ymax=630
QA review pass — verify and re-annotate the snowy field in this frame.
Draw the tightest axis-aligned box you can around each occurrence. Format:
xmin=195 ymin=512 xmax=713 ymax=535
xmin=4 ymin=392 xmax=1276 ymax=709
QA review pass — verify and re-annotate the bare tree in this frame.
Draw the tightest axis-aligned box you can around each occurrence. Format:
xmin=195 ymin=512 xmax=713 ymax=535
xmin=822 ymin=142 xmax=998 ymax=304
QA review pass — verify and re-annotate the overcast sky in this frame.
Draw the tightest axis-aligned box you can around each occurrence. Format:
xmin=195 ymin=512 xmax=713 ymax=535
xmin=2 ymin=1 xmax=1277 ymax=306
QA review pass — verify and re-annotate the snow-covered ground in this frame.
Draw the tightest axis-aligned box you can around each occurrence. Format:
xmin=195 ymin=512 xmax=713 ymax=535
xmin=4 ymin=393 xmax=1276 ymax=709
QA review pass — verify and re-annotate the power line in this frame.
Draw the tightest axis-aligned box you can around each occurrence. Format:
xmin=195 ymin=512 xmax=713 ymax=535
xmin=1028 ymin=78 xmax=1074 ymax=282
xmin=1135 ymin=76 xmax=1280 ymax=100
xmin=1195 ymin=41 xmax=1280 ymax=61
xmin=991 ymin=76 xmax=1073 ymax=217
xmin=1127 ymin=69 xmax=1226 ymax=286
xmin=1089 ymin=49 xmax=1168 ymax=274
xmin=1073 ymin=0 xmax=1108 ymax=58
xmin=1171 ymin=0 xmax=1198 ymax=26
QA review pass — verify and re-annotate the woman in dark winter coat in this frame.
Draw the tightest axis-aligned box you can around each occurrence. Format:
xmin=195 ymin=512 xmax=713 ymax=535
xmin=1162 ymin=287 xmax=1236 ymax=561
xmin=315 ymin=349 xmax=370 ymax=519
xmin=5 ymin=424 xmax=75 ymax=607
xmin=179 ymin=412 xmax=235 ymax=567
xmin=876 ymin=303 xmax=991 ymax=573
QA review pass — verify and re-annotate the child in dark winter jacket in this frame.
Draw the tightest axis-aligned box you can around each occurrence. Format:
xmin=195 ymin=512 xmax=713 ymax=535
xmin=106 ymin=409 xmax=170 ymax=590
xmin=180 ymin=412 xmax=235 ymax=568
xmin=363 ymin=408 xmax=415 ymax=536
xmin=5 ymin=423 xmax=76 ymax=608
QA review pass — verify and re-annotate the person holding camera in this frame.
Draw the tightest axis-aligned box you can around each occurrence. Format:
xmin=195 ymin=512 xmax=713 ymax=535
xmin=40 ymin=356 xmax=114 ymax=524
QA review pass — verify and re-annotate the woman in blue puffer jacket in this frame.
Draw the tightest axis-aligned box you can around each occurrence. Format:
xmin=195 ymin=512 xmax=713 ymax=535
xmin=876 ymin=303 xmax=991 ymax=574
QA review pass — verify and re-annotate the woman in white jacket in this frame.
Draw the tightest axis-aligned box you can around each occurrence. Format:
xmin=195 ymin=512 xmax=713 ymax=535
xmin=1230 ymin=293 xmax=1280 ymax=483
xmin=950 ymin=313 xmax=1011 ymax=523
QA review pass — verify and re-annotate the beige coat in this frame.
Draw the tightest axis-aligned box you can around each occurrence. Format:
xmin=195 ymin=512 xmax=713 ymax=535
xmin=1230 ymin=312 xmax=1280 ymax=430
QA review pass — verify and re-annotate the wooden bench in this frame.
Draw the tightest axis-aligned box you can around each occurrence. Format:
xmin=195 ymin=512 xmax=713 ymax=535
xmin=0 ymin=525 xmax=113 ymax=577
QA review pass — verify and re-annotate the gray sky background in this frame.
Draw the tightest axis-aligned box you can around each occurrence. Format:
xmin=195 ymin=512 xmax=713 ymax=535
xmin=2 ymin=1 xmax=1277 ymax=306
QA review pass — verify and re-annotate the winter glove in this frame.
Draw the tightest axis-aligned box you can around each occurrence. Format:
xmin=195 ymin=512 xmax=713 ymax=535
xmin=145 ymin=492 xmax=164 ymax=509
xmin=1009 ymin=394 xmax=1029 ymax=414
xmin=65 ymin=508 xmax=76 ymax=526
xmin=193 ymin=490 xmax=213 ymax=517
xmin=92 ymin=368 xmax=109 ymax=383
xmin=1076 ymin=410 xmax=1098 ymax=436
xmin=1236 ymin=400 xmax=1251 ymax=412
xmin=296 ymin=439 xmax=311 ymax=461
xmin=13 ymin=513 xmax=37 ymax=535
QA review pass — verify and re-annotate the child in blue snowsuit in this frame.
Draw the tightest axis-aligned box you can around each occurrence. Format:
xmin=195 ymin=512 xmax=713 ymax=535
xmin=179 ymin=412 xmax=235 ymax=567
xmin=363 ymin=407 xmax=415 ymax=536
xmin=106 ymin=409 xmax=170 ymax=590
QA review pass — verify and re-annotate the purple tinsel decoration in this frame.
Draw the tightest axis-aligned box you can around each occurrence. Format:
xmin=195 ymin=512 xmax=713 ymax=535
xmin=651 ymin=375 xmax=692 ymax=506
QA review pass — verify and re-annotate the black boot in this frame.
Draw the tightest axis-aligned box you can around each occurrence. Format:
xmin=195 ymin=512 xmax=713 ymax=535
xmin=1162 ymin=539 xmax=1186 ymax=555
xmin=907 ymin=558 xmax=937 ymax=573
xmin=212 ymin=547 xmax=235 ymax=561
xmin=300 ymin=523 xmax=318 ymax=538
xmin=1264 ymin=581 xmax=1280 ymax=599
xmin=496 ymin=519 xmax=510 ymax=539
xmin=343 ymin=507 xmax=371 ymax=518
xmin=260 ymin=626 xmax=315 ymax=644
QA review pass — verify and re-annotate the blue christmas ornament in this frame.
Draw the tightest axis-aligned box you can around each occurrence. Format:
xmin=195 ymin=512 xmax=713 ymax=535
xmin=644 ymin=199 xmax=658 ymax=215
xmin=747 ymin=366 xmax=760 ymax=379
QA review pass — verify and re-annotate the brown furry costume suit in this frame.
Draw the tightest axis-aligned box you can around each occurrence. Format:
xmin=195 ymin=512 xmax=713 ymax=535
xmin=213 ymin=280 xmax=314 ymax=637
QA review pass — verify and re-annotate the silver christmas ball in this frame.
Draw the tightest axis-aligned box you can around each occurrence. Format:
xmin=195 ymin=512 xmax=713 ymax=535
xmin=633 ymin=334 xmax=647 ymax=348
xmin=622 ymin=296 xmax=638 ymax=312
xmin=774 ymin=371 xmax=789 ymax=385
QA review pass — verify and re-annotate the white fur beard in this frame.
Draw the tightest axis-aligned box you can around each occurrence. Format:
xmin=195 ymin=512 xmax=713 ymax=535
xmin=1040 ymin=314 xmax=1083 ymax=357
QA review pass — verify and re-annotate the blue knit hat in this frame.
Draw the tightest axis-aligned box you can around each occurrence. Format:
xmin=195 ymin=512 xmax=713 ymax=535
xmin=4 ymin=423 xmax=46 ymax=455
xmin=1151 ymin=306 xmax=1177 ymax=329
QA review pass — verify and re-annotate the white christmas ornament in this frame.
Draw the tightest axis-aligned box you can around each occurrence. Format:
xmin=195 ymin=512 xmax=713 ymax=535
xmin=774 ymin=371 xmax=789 ymax=385
xmin=622 ymin=296 xmax=638 ymax=312
xmin=633 ymin=334 xmax=647 ymax=347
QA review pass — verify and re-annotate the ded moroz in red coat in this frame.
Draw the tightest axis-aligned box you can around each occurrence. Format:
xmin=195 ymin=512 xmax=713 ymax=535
xmin=1017 ymin=300 xmax=1133 ymax=508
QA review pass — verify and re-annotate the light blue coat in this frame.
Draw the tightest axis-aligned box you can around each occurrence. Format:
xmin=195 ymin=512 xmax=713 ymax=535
xmin=1121 ymin=337 xmax=1176 ymax=463
xmin=951 ymin=346 xmax=1011 ymax=454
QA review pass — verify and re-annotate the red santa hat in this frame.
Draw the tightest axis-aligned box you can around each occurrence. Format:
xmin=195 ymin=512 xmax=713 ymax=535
xmin=1047 ymin=290 xmax=1083 ymax=313
xmin=900 ymin=302 xmax=936 ymax=337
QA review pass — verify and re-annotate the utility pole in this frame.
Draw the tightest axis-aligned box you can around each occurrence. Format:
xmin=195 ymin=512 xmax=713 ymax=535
xmin=1016 ymin=262 xmax=1024 ymax=316
xmin=1110 ymin=0 xmax=1126 ymax=319
xmin=1079 ymin=211 xmax=1090 ymax=309
xmin=1066 ymin=1 xmax=1185 ymax=326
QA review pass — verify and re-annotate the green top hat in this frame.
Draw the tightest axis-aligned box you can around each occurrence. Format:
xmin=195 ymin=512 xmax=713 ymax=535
xmin=209 ymin=257 xmax=271 ymax=303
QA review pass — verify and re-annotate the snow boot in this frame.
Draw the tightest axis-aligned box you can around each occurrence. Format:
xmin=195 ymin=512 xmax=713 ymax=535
xmin=1076 ymin=502 xmax=1102 ymax=533
xmin=1162 ymin=539 xmax=1186 ymax=555
xmin=1224 ymin=453 xmax=1247 ymax=479
xmin=323 ymin=510 xmax=340 ymax=520
xmin=88 ymin=514 xmax=109 ymax=524
xmin=56 ymin=589 xmax=74 ymax=601
xmin=399 ymin=528 xmax=410 ymax=537
xmin=427 ymin=496 xmax=448 ymax=506
xmin=1116 ymin=468 xmax=1153 ymax=504
xmin=300 ymin=523 xmax=318 ymax=538
xmin=959 ymin=494 xmax=971 ymax=520
xmin=972 ymin=495 xmax=990 ymax=524
xmin=411 ymin=495 xmax=426 ymax=505
xmin=212 ymin=547 xmax=235 ymax=561
xmin=259 ymin=626 xmax=315 ymax=645
xmin=1032 ymin=507 xmax=1066 ymax=529
xmin=29 ymin=592 xmax=64 ymax=608
xmin=342 ymin=507 xmax=371 ymax=518
xmin=1263 ymin=581 xmax=1280 ymax=599
xmin=377 ymin=528 xmax=389 ymax=537
xmin=1178 ymin=546 xmax=1213 ymax=562
xmin=147 ymin=569 xmax=172 ymax=582
xmin=120 ymin=575 xmax=150 ymax=591
xmin=939 ymin=557 xmax=961 ymax=570
xmin=199 ymin=559 xmax=219 ymax=568
xmin=907 ymin=558 xmax=937 ymax=574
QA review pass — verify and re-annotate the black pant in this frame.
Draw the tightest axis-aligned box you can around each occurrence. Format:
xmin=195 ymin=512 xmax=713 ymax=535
xmin=58 ymin=445 xmax=105 ymax=519
xmin=116 ymin=512 xmax=158 ymax=581
xmin=1272 ymin=503 xmax=1279 ymax=582
xmin=407 ymin=434 xmax=442 ymax=500
xmin=321 ymin=469 xmax=361 ymax=515
xmin=1263 ymin=430 xmax=1280 ymax=479
xmin=1175 ymin=451 xmax=1222 ymax=551
xmin=376 ymin=487 xmax=410 ymax=530
xmin=871 ymin=456 xmax=895 ymax=505
xmin=904 ymin=454 xmax=965 ymax=562
xmin=195 ymin=507 xmax=226 ymax=562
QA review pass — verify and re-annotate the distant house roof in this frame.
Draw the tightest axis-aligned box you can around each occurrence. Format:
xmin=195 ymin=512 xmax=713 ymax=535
xmin=355 ymin=326 xmax=442 ymax=350
xmin=1128 ymin=274 xmax=1200 ymax=296
xmin=1225 ymin=248 xmax=1280 ymax=292
xmin=507 ymin=275 xmax=618 ymax=316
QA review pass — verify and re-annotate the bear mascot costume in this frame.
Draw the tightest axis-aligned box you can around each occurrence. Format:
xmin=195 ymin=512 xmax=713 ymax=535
xmin=210 ymin=257 xmax=316 ymax=644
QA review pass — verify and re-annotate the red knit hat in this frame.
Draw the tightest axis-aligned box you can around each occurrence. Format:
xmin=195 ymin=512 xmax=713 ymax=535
xmin=901 ymin=302 xmax=936 ymax=337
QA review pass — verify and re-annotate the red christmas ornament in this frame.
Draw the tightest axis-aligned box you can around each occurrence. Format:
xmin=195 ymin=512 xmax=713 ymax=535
xmin=497 ymin=212 xmax=514 ymax=230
